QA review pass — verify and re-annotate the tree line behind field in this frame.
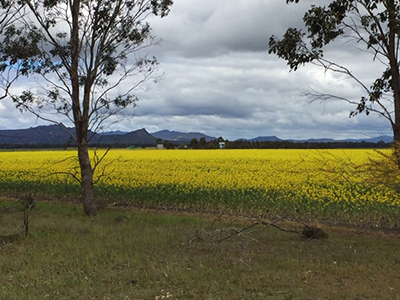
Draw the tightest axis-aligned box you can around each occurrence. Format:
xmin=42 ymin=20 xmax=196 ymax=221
xmin=0 ymin=138 xmax=390 ymax=150
xmin=166 ymin=137 xmax=391 ymax=150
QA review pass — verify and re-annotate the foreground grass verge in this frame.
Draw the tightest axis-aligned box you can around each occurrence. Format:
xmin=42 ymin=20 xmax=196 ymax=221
xmin=1 ymin=201 xmax=400 ymax=299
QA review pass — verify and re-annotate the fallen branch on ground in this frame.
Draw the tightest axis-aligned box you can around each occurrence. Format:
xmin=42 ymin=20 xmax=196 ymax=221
xmin=189 ymin=216 xmax=328 ymax=243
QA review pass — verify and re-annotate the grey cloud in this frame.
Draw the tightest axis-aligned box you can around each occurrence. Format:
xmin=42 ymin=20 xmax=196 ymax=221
xmin=150 ymin=0 xmax=313 ymax=58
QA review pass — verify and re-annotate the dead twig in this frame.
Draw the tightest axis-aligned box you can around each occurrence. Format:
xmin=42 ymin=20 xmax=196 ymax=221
xmin=0 ymin=196 xmax=35 ymax=244
xmin=190 ymin=216 xmax=328 ymax=243
xmin=217 ymin=218 xmax=287 ymax=242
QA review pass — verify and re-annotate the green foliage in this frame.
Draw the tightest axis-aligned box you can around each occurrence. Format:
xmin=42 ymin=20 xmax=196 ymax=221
xmin=3 ymin=0 xmax=173 ymax=116
xmin=269 ymin=0 xmax=351 ymax=70
xmin=0 ymin=24 xmax=43 ymax=75
xmin=269 ymin=0 xmax=400 ymax=130
xmin=151 ymin=0 xmax=173 ymax=17
xmin=269 ymin=27 xmax=322 ymax=71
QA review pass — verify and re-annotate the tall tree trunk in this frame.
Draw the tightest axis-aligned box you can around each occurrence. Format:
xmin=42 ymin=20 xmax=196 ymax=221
xmin=69 ymin=0 xmax=97 ymax=215
xmin=391 ymin=62 xmax=400 ymax=168
xmin=77 ymin=137 xmax=98 ymax=216
xmin=387 ymin=0 xmax=400 ymax=168
xmin=392 ymin=123 xmax=400 ymax=169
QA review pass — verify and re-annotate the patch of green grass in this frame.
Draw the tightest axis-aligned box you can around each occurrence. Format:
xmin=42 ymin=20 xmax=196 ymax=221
xmin=1 ymin=201 xmax=400 ymax=299
xmin=2 ymin=180 xmax=400 ymax=227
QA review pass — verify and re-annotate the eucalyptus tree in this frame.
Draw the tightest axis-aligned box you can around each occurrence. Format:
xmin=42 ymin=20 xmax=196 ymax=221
xmin=269 ymin=0 xmax=400 ymax=162
xmin=0 ymin=0 xmax=42 ymax=100
xmin=7 ymin=0 xmax=173 ymax=215
xmin=0 ymin=0 xmax=16 ymax=100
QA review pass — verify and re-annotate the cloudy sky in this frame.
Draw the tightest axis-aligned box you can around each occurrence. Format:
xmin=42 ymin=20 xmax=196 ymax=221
xmin=0 ymin=0 xmax=394 ymax=140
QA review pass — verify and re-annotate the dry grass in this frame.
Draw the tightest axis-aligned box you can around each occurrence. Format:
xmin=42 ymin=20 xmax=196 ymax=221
xmin=0 ymin=201 xmax=400 ymax=299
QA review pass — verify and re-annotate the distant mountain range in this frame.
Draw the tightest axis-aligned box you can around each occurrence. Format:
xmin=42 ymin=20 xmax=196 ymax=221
xmin=237 ymin=135 xmax=393 ymax=144
xmin=0 ymin=125 xmax=157 ymax=147
xmin=151 ymin=130 xmax=216 ymax=143
xmin=0 ymin=124 xmax=393 ymax=148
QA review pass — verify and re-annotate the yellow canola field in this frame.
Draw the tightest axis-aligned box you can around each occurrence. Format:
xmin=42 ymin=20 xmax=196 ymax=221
xmin=0 ymin=148 xmax=399 ymax=220
xmin=100 ymin=148 xmax=364 ymax=190
xmin=102 ymin=149 xmax=400 ymax=209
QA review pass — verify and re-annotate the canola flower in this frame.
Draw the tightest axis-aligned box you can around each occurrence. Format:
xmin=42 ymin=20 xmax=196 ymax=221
xmin=0 ymin=148 xmax=398 ymax=224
